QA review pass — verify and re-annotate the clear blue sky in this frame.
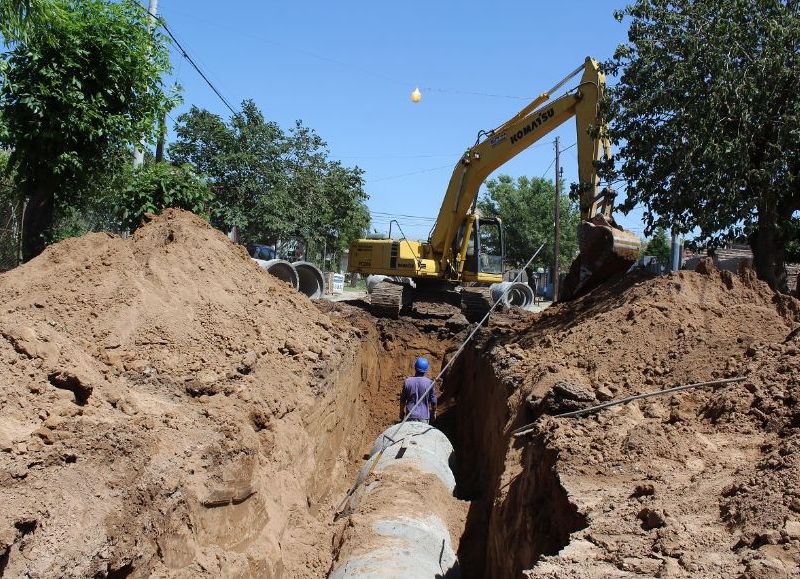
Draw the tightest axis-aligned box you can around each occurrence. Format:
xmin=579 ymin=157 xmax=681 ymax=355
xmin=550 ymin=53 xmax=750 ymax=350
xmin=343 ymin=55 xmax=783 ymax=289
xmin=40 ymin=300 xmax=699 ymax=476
xmin=155 ymin=0 xmax=647 ymax=242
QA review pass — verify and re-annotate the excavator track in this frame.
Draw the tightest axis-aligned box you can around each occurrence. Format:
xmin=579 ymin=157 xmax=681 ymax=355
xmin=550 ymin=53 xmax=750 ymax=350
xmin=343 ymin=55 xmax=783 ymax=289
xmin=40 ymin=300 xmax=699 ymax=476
xmin=460 ymin=287 xmax=493 ymax=322
xmin=370 ymin=281 xmax=412 ymax=319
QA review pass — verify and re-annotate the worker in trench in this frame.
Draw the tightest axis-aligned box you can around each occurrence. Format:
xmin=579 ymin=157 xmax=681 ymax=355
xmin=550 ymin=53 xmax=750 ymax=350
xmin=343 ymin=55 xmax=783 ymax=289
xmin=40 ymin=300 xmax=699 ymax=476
xmin=400 ymin=357 xmax=437 ymax=424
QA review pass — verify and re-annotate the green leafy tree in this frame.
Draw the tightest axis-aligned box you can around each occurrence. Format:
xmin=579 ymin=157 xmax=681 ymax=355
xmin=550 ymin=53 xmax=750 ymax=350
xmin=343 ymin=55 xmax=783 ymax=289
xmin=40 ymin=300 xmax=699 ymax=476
xmin=477 ymin=175 xmax=580 ymax=272
xmin=0 ymin=0 xmax=176 ymax=259
xmin=114 ymin=162 xmax=212 ymax=231
xmin=603 ymin=0 xmax=800 ymax=291
xmin=0 ymin=0 xmax=61 ymax=41
xmin=169 ymin=100 xmax=370 ymax=260
xmin=169 ymin=101 xmax=286 ymax=237
xmin=0 ymin=150 xmax=22 ymax=266
xmin=786 ymin=216 xmax=800 ymax=263
xmin=641 ymin=227 xmax=671 ymax=264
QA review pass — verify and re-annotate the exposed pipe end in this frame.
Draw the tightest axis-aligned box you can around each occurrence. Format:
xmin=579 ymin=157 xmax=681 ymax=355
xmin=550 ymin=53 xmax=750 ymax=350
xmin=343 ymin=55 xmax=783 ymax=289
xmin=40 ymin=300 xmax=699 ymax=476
xmin=490 ymin=282 xmax=534 ymax=308
xmin=252 ymin=258 xmax=299 ymax=291
xmin=293 ymin=261 xmax=325 ymax=299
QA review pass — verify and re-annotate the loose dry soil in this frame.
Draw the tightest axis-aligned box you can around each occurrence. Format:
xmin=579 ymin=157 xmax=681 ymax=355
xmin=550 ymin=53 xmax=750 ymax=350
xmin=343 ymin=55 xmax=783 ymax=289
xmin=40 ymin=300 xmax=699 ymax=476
xmin=441 ymin=260 xmax=800 ymax=578
xmin=1 ymin=210 xmax=799 ymax=578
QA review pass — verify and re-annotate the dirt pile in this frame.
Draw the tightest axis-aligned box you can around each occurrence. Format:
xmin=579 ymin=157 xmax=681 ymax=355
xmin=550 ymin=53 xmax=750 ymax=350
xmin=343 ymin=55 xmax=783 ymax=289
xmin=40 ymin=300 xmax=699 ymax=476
xmin=0 ymin=210 xmax=369 ymax=577
xmin=443 ymin=265 xmax=800 ymax=577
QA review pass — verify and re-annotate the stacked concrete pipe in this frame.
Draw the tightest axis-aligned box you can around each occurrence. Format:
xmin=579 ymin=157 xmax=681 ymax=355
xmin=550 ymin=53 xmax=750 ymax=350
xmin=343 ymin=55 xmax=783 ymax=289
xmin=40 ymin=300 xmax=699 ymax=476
xmin=293 ymin=261 xmax=326 ymax=299
xmin=252 ymin=258 xmax=299 ymax=290
xmin=490 ymin=281 xmax=535 ymax=309
xmin=329 ymin=422 xmax=461 ymax=578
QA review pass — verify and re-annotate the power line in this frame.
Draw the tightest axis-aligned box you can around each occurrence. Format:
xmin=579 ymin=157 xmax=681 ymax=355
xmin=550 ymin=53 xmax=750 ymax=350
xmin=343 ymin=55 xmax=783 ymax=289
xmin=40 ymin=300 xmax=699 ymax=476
xmin=337 ymin=153 xmax=460 ymax=160
xmin=367 ymin=164 xmax=454 ymax=183
xmin=541 ymin=141 xmax=577 ymax=178
xmin=157 ymin=18 xmax=238 ymax=116
xmin=370 ymin=211 xmax=436 ymax=221
xmin=155 ymin=8 xmax=538 ymax=102
xmin=540 ymin=158 xmax=556 ymax=179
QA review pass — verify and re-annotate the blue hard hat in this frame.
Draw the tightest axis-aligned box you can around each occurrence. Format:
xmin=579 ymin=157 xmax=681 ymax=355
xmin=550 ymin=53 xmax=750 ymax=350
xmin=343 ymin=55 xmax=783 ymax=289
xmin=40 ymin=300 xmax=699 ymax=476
xmin=414 ymin=357 xmax=429 ymax=372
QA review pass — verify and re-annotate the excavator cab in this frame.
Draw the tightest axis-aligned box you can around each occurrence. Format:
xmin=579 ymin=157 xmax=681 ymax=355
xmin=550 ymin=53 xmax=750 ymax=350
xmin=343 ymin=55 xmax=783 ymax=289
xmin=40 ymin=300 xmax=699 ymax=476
xmin=460 ymin=216 xmax=504 ymax=282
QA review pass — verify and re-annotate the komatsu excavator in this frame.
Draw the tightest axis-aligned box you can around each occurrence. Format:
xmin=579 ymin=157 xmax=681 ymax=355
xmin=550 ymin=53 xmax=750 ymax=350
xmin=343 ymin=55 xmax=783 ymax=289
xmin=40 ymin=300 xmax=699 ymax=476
xmin=348 ymin=57 xmax=640 ymax=318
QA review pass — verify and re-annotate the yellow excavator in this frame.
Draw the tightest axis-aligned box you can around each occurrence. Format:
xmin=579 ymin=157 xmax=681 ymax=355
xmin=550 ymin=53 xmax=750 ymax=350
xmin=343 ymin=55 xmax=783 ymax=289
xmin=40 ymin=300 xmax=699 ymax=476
xmin=348 ymin=57 xmax=640 ymax=317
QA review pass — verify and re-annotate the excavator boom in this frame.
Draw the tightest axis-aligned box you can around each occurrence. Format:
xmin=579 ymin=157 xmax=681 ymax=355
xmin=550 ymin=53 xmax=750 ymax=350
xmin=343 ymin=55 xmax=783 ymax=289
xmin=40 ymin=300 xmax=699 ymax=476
xmin=428 ymin=57 xmax=639 ymax=297
xmin=348 ymin=57 xmax=640 ymax=316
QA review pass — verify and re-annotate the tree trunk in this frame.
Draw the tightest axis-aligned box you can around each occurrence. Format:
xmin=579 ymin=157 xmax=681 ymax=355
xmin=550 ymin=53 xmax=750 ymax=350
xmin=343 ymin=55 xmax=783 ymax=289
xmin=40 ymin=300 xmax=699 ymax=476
xmin=750 ymin=201 xmax=787 ymax=292
xmin=21 ymin=188 xmax=54 ymax=262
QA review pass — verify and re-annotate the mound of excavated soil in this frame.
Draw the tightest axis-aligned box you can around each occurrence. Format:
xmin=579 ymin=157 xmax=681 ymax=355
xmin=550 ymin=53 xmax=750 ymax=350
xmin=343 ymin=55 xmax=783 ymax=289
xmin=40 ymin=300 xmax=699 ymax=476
xmin=445 ymin=264 xmax=800 ymax=577
xmin=0 ymin=210 xmax=367 ymax=577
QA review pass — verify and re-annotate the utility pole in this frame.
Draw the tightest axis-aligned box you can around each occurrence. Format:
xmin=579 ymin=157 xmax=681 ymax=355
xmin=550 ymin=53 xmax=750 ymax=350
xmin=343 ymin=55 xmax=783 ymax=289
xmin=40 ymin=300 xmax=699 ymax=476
xmin=670 ymin=231 xmax=682 ymax=272
xmin=553 ymin=136 xmax=561 ymax=302
xmin=133 ymin=0 xmax=160 ymax=168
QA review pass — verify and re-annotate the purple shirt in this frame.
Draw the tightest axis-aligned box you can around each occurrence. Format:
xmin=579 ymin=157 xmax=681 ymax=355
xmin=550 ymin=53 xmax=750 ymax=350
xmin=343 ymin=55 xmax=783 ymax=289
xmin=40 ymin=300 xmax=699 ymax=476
xmin=401 ymin=376 xmax=436 ymax=421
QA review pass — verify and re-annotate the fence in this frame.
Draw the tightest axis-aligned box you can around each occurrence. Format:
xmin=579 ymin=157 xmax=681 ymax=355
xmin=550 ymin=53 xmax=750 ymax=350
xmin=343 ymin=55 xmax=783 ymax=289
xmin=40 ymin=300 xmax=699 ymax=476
xmin=0 ymin=198 xmax=24 ymax=272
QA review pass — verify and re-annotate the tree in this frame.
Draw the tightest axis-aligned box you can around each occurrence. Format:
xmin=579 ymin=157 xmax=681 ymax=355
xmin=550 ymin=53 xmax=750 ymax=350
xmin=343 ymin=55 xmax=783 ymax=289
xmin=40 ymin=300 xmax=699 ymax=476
xmin=786 ymin=216 xmax=800 ymax=263
xmin=114 ymin=163 xmax=213 ymax=232
xmin=603 ymin=0 xmax=800 ymax=291
xmin=169 ymin=100 xmax=370 ymax=260
xmin=641 ymin=227 xmax=670 ymax=264
xmin=0 ymin=150 xmax=23 ymax=267
xmin=0 ymin=0 xmax=176 ymax=259
xmin=169 ymin=101 xmax=287 ymax=238
xmin=477 ymin=175 xmax=580 ymax=271
xmin=0 ymin=0 xmax=61 ymax=41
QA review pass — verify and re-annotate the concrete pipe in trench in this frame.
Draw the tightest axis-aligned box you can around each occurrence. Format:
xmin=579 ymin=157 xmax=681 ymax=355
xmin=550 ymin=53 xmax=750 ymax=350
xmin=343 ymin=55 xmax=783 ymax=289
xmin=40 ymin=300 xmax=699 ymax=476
xmin=329 ymin=422 xmax=461 ymax=578
xmin=252 ymin=258 xmax=299 ymax=290
xmin=293 ymin=261 xmax=325 ymax=299
xmin=491 ymin=281 xmax=534 ymax=308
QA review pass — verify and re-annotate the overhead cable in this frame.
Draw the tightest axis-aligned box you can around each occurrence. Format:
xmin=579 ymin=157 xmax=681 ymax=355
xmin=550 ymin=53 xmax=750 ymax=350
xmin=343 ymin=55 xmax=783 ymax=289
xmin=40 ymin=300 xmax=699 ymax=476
xmin=157 ymin=17 xmax=238 ymax=116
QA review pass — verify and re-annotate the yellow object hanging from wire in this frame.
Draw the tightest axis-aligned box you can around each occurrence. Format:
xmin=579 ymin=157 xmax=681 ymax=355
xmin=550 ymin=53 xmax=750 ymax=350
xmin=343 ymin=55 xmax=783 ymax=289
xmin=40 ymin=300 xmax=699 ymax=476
xmin=410 ymin=87 xmax=422 ymax=103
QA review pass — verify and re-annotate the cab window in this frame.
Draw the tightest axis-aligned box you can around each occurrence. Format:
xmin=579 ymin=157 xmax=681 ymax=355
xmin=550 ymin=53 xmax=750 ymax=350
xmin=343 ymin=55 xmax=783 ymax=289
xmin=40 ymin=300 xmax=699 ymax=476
xmin=477 ymin=220 xmax=503 ymax=274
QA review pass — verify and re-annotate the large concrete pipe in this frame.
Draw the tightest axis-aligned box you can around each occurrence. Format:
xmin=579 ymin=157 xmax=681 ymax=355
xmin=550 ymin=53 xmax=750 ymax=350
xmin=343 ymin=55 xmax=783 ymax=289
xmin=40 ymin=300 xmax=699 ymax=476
xmin=293 ymin=261 xmax=325 ymax=299
xmin=491 ymin=281 xmax=535 ymax=308
xmin=252 ymin=258 xmax=299 ymax=290
xmin=329 ymin=422 xmax=462 ymax=578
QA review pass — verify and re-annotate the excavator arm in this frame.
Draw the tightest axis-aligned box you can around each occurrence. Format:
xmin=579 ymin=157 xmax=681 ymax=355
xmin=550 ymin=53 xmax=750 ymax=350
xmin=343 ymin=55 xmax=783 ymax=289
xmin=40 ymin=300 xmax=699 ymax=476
xmin=348 ymin=57 xmax=639 ymax=317
xmin=428 ymin=57 xmax=639 ymax=295
xmin=430 ymin=59 xmax=604 ymax=263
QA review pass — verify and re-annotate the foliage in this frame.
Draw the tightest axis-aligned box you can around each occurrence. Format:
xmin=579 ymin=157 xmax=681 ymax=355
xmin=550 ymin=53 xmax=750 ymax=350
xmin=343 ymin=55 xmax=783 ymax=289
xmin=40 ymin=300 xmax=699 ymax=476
xmin=0 ymin=0 xmax=177 ymax=258
xmin=114 ymin=162 xmax=212 ymax=232
xmin=0 ymin=0 xmax=62 ymax=42
xmin=169 ymin=100 xmax=370 ymax=259
xmin=603 ymin=0 xmax=800 ymax=290
xmin=0 ymin=150 xmax=22 ymax=267
xmin=477 ymin=175 xmax=579 ymax=270
xmin=641 ymin=227 xmax=671 ymax=264
xmin=170 ymin=101 xmax=283 ymax=235
xmin=787 ymin=215 xmax=800 ymax=263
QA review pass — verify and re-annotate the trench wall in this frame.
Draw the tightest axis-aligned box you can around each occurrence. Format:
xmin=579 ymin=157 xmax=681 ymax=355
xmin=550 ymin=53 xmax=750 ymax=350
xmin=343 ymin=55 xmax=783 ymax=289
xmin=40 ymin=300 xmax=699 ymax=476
xmin=441 ymin=343 xmax=586 ymax=578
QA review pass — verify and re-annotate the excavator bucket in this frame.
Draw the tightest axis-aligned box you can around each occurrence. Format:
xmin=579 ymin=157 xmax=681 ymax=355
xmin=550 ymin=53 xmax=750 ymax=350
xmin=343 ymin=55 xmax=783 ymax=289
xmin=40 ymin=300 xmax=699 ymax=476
xmin=560 ymin=215 xmax=641 ymax=301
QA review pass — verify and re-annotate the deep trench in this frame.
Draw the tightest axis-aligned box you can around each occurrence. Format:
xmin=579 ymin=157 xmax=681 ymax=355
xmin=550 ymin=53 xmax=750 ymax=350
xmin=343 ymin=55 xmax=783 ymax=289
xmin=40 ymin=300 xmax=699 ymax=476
xmin=336 ymin=304 xmax=587 ymax=578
